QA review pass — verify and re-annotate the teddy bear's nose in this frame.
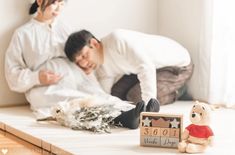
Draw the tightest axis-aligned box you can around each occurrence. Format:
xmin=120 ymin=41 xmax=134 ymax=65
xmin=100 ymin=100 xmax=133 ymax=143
xmin=192 ymin=113 xmax=196 ymax=118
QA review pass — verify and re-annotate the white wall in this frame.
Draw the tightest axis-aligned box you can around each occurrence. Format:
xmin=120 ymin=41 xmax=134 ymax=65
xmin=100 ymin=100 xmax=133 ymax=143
xmin=0 ymin=0 xmax=31 ymax=106
xmin=0 ymin=0 xmax=158 ymax=106
xmin=157 ymin=0 xmax=203 ymax=99
xmin=62 ymin=0 xmax=158 ymax=36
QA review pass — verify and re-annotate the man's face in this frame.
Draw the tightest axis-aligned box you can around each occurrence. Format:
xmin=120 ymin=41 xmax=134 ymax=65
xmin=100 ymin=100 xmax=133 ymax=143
xmin=74 ymin=45 xmax=98 ymax=74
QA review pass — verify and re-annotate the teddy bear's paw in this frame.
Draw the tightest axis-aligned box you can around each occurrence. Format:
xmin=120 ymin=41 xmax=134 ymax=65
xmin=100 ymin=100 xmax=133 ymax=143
xmin=186 ymin=143 xmax=206 ymax=153
xmin=178 ymin=141 xmax=187 ymax=153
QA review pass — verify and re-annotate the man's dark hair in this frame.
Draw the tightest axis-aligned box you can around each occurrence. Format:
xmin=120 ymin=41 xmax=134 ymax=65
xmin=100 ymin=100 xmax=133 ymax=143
xmin=64 ymin=29 xmax=99 ymax=62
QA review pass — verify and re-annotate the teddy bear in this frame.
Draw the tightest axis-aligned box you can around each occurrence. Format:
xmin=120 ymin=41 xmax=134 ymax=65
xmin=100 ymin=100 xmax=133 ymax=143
xmin=178 ymin=101 xmax=214 ymax=153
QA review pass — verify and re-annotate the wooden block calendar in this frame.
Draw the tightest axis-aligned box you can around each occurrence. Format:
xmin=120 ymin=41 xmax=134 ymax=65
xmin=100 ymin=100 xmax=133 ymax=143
xmin=140 ymin=112 xmax=183 ymax=148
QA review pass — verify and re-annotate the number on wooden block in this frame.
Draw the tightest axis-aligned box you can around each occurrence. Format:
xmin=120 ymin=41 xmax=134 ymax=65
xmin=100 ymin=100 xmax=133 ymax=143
xmin=140 ymin=112 xmax=183 ymax=148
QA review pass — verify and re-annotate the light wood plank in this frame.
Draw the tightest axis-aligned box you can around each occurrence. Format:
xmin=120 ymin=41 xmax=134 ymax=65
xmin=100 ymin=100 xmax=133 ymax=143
xmin=0 ymin=130 xmax=43 ymax=155
xmin=42 ymin=150 xmax=54 ymax=155
xmin=51 ymin=145 xmax=72 ymax=155
xmin=42 ymin=140 xmax=51 ymax=152
xmin=5 ymin=125 xmax=42 ymax=147
xmin=0 ymin=122 xmax=5 ymax=130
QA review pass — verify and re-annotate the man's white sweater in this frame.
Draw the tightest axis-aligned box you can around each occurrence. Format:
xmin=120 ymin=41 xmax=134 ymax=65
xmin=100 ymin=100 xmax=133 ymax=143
xmin=96 ymin=29 xmax=191 ymax=103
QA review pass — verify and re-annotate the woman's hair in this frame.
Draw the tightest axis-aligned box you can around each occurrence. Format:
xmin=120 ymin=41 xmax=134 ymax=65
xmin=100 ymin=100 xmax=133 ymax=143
xmin=64 ymin=30 xmax=100 ymax=62
xmin=29 ymin=1 xmax=39 ymax=14
xmin=29 ymin=0 xmax=66 ymax=15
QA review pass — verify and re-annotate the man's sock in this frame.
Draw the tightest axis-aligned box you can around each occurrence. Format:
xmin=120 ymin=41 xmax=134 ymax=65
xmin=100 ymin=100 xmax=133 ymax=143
xmin=113 ymin=101 xmax=145 ymax=129
xmin=146 ymin=98 xmax=160 ymax=112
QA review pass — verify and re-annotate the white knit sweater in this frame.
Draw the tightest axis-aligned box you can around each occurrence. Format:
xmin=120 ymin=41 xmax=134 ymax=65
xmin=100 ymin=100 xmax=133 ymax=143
xmin=96 ymin=29 xmax=191 ymax=103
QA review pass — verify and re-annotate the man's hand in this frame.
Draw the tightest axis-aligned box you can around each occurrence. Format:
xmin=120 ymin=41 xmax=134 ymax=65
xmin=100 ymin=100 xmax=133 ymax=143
xmin=39 ymin=70 xmax=62 ymax=85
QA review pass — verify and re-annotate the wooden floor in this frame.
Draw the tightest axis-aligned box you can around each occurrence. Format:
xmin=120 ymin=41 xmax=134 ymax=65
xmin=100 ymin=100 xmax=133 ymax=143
xmin=0 ymin=130 xmax=47 ymax=155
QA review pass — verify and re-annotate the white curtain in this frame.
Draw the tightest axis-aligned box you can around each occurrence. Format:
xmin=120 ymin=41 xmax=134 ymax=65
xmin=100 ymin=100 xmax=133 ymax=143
xmin=201 ymin=0 xmax=235 ymax=107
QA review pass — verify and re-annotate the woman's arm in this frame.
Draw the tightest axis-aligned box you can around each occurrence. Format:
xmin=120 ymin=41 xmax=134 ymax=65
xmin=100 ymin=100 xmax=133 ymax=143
xmin=5 ymin=31 xmax=41 ymax=93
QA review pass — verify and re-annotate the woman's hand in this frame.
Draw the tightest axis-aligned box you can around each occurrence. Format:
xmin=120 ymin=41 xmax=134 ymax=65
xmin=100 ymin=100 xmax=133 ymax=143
xmin=39 ymin=70 xmax=62 ymax=85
